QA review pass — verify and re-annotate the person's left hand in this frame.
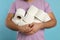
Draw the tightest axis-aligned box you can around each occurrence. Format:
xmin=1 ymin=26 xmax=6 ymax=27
xmin=25 ymin=22 xmax=44 ymax=35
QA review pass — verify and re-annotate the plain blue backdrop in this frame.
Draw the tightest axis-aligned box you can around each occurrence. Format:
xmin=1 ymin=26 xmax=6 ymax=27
xmin=0 ymin=0 xmax=60 ymax=40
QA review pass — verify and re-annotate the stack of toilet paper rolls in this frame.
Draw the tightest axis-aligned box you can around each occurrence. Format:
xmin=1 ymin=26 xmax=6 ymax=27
xmin=12 ymin=5 xmax=51 ymax=26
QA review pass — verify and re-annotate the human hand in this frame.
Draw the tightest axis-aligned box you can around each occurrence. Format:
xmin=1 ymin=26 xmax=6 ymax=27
xmin=25 ymin=23 xmax=43 ymax=35
xmin=18 ymin=24 xmax=32 ymax=33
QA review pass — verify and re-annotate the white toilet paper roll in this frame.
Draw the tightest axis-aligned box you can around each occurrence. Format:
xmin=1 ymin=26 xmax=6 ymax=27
xmin=24 ymin=5 xmax=39 ymax=24
xmin=14 ymin=8 xmax=25 ymax=19
xmin=35 ymin=9 xmax=51 ymax=22
xmin=12 ymin=8 xmax=26 ymax=25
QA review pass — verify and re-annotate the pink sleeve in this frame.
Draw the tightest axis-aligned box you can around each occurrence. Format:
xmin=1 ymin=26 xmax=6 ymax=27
xmin=8 ymin=2 xmax=16 ymax=14
xmin=44 ymin=2 xmax=52 ymax=13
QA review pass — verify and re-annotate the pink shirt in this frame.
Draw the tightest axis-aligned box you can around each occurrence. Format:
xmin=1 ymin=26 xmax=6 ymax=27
xmin=9 ymin=0 xmax=52 ymax=40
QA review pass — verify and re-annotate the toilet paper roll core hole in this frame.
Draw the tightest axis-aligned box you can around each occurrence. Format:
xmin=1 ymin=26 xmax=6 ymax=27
xmin=17 ymin=16 xmax=21 ymax=19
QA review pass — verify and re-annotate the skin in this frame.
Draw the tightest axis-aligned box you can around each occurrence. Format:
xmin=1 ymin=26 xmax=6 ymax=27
xmin=24 ymin=0 xmax=34 ymax=2
xmin=6 ymin=0 xmax=57 ymax=35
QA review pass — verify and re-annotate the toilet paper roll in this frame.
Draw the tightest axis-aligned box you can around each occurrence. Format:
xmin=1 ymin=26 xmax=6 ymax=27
xmin=14 ymin=8 xmax=25 ymax=20
xmin=24 ymin=5 xmax=39 ymax=24
xmin=35 ymin=9 xmax=51 ymax=22
xmin=12 ymin=8 xmax=26 ymax=25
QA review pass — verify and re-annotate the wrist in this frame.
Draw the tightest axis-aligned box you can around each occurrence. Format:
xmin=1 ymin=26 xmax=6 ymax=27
xmin=39 ymin=23 xmax=45 ymax=29
xmin=17 ymin=25 xmax=22 ymax=31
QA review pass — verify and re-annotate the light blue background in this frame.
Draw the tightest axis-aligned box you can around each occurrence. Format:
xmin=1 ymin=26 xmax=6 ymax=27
xmin=0 ymin=0 xmax=60 ymax=40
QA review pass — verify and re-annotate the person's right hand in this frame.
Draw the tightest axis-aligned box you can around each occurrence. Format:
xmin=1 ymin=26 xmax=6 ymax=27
xmin=18 ymin=24 xmax=32 ymax=33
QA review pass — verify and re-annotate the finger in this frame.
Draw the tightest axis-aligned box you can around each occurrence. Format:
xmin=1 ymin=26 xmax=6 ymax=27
xmin=25 ymin=27 xmax=33 ymax=33
xmin=26 ymin=31 xmax=35 ymax=35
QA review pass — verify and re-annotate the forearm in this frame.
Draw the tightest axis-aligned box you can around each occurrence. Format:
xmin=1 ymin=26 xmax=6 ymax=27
xmin=6 ymin=19 xmax=20 ymax=31
xmin=41 ymin=19 xmax=57 ymax=29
